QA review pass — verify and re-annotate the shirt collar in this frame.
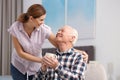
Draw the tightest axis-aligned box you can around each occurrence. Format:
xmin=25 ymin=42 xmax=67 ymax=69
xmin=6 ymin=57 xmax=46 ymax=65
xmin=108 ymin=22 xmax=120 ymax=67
xmin=35 ymin=24 xmax=44 ymax=31
xmin=56 ymin=48 xmax=74 ymax=55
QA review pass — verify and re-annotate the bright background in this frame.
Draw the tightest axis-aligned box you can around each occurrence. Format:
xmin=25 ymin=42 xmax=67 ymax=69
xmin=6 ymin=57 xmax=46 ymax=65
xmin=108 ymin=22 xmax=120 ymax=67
xmin=42 ymin=0 xmax=95 ymax=39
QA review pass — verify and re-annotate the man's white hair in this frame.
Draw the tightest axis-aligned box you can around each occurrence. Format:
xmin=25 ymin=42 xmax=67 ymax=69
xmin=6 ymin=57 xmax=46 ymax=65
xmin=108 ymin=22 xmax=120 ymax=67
xmin=64 ymin=25 xmax=78 ymax=45
xmin=71 ymin=28 xmax=78 ymax=45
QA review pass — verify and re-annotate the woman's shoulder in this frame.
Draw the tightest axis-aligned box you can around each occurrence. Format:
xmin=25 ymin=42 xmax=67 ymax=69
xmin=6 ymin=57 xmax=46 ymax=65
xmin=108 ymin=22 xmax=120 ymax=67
xmin=10 ymin=21 xmax=22 ymax=28
xmin=14 ymin=21 xmax=22 ymax=25
xmin=8 ymin=21 xmax=23 ymax=37
xmin=41 ymin=24 xmax=51 ymax=30
xmin=8 ymin=21 xmax=23 ymax=33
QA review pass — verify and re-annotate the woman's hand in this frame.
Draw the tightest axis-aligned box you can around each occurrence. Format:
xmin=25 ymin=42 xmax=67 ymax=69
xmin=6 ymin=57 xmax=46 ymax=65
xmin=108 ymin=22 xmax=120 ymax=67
xmin=42 ymin=56 xmax=59 ymax=70
xmin=75 ymin=49 xmax=88 ymax=63
xmin=41 ymin=63 xmax=48 ymax=72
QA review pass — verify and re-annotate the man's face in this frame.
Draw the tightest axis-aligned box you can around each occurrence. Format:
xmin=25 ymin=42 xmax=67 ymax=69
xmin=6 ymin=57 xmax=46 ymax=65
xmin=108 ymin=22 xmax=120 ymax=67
xmin=56 ymin=26 xmax=73 ymax=43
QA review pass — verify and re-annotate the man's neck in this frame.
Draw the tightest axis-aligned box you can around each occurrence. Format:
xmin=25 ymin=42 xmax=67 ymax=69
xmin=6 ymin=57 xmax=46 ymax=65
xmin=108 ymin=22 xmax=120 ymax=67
xmin=58 ymin=43 xmax=73 ymax=52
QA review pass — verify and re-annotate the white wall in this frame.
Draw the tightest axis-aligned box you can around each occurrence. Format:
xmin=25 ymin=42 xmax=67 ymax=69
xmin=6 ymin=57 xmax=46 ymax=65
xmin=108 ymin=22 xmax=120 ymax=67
xmin=95 ymin=0 xmax=120 ymax=80
xmin=23 ymin=0 xmax=42 ymax=12
xmin=23 ymin=0 xmax=120 ymax=80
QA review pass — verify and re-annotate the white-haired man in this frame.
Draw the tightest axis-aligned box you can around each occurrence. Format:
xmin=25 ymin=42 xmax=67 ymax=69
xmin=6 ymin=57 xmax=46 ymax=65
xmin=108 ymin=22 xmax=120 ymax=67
xmin=38 ymin=25 xmax=87 ymax=80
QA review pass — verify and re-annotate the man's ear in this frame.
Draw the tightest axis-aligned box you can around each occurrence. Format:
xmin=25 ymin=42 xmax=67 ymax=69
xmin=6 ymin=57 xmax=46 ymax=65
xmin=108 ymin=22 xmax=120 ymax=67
xmin=70 ymin=36 xmax=75 ymax=42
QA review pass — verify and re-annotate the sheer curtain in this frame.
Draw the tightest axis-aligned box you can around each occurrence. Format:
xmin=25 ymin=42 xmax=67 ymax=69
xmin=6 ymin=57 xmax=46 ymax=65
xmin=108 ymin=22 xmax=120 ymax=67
xmin=0 ymin=0 xmax=23 ymax=75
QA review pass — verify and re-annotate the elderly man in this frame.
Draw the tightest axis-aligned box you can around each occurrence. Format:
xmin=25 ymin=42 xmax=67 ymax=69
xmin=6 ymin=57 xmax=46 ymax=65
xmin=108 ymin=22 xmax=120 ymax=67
xmin=38 ymin=25 xmax=87 ymax=80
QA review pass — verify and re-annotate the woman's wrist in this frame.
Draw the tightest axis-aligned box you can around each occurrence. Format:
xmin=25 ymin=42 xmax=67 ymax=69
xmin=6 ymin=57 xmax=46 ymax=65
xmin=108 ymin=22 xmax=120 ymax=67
xmin=41 ymin=67 xmax=46 ymax=72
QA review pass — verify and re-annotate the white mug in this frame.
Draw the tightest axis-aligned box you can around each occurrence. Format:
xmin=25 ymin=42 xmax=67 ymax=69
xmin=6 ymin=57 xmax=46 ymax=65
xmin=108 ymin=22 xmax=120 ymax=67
xmin=45 ymin=52 xmax=56 ymax=58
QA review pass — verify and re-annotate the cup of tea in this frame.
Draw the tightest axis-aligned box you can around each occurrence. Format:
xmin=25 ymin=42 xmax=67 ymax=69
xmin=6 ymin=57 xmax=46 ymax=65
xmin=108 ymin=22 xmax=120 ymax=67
xmin=45 ymin=52 xmax=56 ymax=58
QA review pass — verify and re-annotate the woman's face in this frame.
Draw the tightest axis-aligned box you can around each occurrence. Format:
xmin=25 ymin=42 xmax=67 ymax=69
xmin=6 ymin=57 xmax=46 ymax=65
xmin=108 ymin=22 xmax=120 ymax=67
xmin=32 ymin=14 xmax=46 ymax=28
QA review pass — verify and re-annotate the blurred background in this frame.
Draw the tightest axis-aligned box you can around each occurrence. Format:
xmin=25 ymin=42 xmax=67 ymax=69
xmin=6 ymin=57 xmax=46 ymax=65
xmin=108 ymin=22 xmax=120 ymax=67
xmin=0 ymin=0 xmax=120 ymax=80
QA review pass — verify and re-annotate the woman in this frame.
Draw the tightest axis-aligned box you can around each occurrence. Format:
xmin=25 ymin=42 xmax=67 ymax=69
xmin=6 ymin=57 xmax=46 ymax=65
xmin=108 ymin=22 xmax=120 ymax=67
xmin=8 ymin=4 xmax=88 ymax=80
xmin=8 ymin=4 xmax=57 ymax=80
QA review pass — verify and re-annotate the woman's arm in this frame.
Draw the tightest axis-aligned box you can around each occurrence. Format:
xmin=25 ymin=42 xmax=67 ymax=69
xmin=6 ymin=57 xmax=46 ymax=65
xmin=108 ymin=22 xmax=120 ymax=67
xmin=48 ymin=32 xmax=58 ymax=48
xmin=12 ymin=36 xmax=42 ymax=63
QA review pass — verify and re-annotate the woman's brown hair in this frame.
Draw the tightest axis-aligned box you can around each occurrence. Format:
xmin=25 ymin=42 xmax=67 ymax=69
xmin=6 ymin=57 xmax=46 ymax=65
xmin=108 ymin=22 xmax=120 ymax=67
xmin=17 ymin=4 xmax=46 ymax=23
